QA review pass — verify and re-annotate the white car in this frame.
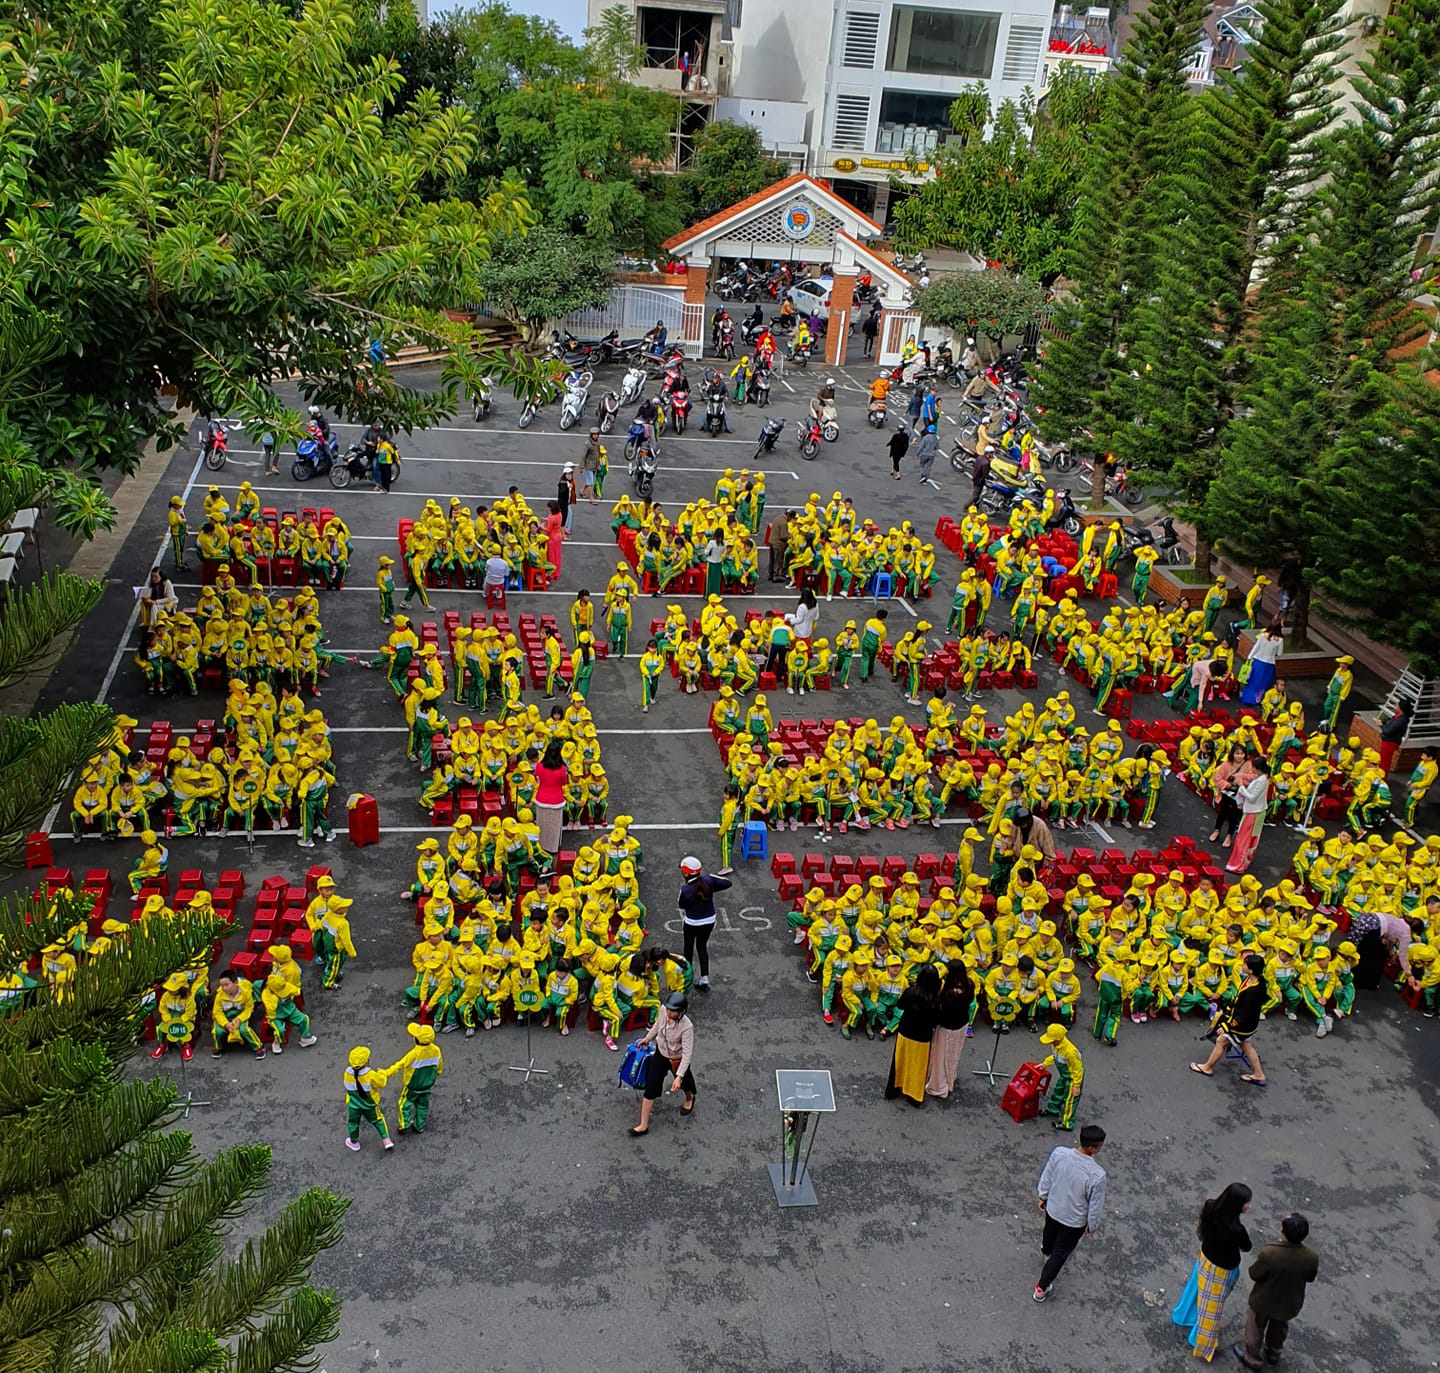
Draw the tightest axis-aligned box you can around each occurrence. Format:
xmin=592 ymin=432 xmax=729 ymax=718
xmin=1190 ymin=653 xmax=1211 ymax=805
xmin=786 ymin=277 xmax=833 ymax=321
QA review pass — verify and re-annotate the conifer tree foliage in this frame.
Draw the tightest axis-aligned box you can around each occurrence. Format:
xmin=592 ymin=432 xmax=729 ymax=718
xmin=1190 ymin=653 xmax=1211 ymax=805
xmin=1207 ymin=0 xmax=1440 ymax=649
xmin=1031 ymin=0 xmax=1209 ymax=477
xmin=1115 ymin=0 xmax=1347 ymax=568
xmin=0 ymin=891 xmax=349 ymax=1373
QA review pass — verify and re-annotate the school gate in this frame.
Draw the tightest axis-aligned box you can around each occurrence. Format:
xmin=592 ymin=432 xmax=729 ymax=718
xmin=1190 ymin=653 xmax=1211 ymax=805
xmin=660 ymin=173 xmax=913 ymax=367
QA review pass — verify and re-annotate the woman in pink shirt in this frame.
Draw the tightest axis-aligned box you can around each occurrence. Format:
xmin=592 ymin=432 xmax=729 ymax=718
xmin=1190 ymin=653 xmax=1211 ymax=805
xmin=533 ymin=738 xmax=569 ymax=858
xmin=544 ymin=501 xmax=565 ymax=581
xmin=1208 ymin=745 xmax=1254 ymax=848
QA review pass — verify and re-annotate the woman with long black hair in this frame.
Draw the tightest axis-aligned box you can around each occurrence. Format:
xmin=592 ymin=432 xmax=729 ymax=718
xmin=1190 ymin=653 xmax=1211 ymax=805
xmin=1172 ymin=1182 xmax=1253 ymax=1361
xmin=677 ymin=856 xmax=731 ymax=994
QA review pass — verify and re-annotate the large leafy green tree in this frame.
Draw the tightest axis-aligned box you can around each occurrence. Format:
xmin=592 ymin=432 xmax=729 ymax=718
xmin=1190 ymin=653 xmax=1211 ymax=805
xmin=890 ymin=66 xmax=1109 ymax=284
xmin=912 ymin=271 xmax=1047 ymax=352
xmin=679 ymin=120 xmax=787 ymax=222
xmin=475 ymin=227 xmax=616 ymax=346
xmin=0 ymin=889 xmax=349 ymax=1373
xmin=0 ymin=0 xmax=534 ymax=512
xmin=1031 ymin=0 xmax=1209 ymax=498
xmin=1115 ymin=0 xmax=1347 ymax=569
xmin=1207 ymin=0 xmax=1440 ymax=650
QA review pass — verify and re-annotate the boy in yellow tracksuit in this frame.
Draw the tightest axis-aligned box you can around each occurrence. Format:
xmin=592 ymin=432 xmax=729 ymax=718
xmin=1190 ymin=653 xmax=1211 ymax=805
xmin=211 ymin=973 xmax=265 ymax=1059
xmin=386 ymin=1022 xmax=444 ymax=1133
xmin=260 ymin=945 xmax=317 ymax=1052
xmin=1038 ymin=1023 xmax=1084 ymax=1131
xmin=343 ymin=1047 xmax=394 ymax=1151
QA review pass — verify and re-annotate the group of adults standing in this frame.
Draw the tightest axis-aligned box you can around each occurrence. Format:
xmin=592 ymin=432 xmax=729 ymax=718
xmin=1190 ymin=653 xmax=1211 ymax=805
xmin=881 ymin=962 xmax=975 ymax=1105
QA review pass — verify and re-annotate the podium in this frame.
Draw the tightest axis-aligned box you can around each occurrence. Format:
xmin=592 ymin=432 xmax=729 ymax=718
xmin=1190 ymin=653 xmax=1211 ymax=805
xmin=768 ymin=1069 xmax=836 ymax=1208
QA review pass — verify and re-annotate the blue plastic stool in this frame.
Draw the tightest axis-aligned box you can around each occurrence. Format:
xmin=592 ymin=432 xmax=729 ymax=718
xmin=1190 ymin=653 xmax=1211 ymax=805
xmin=871 ymin=572 xmax=894 ymax=599
xmin=739 ymin=821 xmax=769 ymax=861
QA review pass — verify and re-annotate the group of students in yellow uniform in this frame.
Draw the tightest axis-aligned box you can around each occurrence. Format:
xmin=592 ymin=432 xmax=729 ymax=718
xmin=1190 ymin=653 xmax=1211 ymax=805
xmin=412 ymin=701 xmax=611 ymax=833
xmin=180 ymin=483 xmax=354 ymax=589
xmin=780 ymin=496 xmax=942 ymax=602
xmin=388 ymin=494 xmax=561 ymax=610
xmin=609 ymin=477 xmax=766 ymax=593
xmin=396 ymin=822 xmax=690 ymax=1057
xmin=783 ymin=826 xmax=1408 ymax=1054
xmin=70 ymin=686 xmax=338 ymax=846
xmin=14 ymin=879 xmax=328 ymax=1064
xmin=711 ymin=697 xmax=1169 ymax=853
xmin=136 ymin=580 xmax=337 ymax=698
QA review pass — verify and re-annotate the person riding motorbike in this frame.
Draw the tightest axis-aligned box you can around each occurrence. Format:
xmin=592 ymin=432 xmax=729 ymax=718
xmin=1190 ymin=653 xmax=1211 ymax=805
xmin=960 ymin=336 xmax=981 ymax=376
xmin=809 ymin=378 xmax=836 ymax=423
xmin=705 ymin=370 xmax=732 ymax=433
xmin=643 ymin=320 xmax=669 ymax=358
xmin=755 ymin=328 xmax=777 ymax=368
xmin=742 ymin=303 xmax=764 ymax=338
xmin=867 ymin=374 xmax=892 ymax=421
xmin=792 ymin=317 xmax=813 ymax=357
xmin=778 ymin=297 xmax=797 ymax=332
xmin=636 ymin=395 xmax=661 ymax=430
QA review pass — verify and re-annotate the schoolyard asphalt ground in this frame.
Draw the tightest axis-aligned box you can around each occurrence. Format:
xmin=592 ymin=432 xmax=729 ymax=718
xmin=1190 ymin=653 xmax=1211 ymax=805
xmin=15 ymin=355 xmax=1439 ymax=1373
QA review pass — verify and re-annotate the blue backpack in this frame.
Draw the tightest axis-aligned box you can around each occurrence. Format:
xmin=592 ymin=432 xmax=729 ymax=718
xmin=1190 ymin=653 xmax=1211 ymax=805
xmin=618 ymin=1040 xmax=654 ymax=1089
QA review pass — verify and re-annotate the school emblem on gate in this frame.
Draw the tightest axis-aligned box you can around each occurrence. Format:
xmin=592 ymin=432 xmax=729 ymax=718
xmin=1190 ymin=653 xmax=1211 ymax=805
xmin=781 ymin=202 xmax=816 ymax=240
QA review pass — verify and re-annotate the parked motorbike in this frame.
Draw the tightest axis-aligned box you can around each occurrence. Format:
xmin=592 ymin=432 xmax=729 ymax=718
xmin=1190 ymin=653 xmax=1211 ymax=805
xmin=754 ymin=416 xmax=785 ymax=460
xmin=200 ymin=419 xmax=234 ymax=471
xmin=1125 ymin=514 xmax=1183 ymax=564
xmin=620 ymin=365 xmax=647 ymax=405
xmin=558 ymin=370 xmax=594 ymax=431
xmin=604 ymin=333 xmax=645 ymax=364
xmin=1047 ymin=488 xmax=1082 ymax=537
xmin=471 ymin=379 xmax=493 ymax=421
xmin=547 ymin=330 xmax=608 ymax=367
xmin=597 ymin=391 xmax=620 ymax=434
xmin=646 ymin=345 xmax=686 ymax=377
xmin=795 ymin=415 xmax=821 ymax=461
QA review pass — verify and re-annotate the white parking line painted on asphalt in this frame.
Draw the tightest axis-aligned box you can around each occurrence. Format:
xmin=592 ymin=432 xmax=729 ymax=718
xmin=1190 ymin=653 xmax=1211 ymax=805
xmin=895 ymin=596 xmax=918 ymax=619
xmin=221 ymin=448 xmax=800 ymax=477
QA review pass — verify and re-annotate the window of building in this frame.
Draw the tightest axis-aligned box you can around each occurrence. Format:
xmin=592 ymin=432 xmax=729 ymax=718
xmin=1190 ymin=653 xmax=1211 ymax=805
xmin=876 ymin=89 xmax=956 ymax=154
xmin=886 ymin=6 xmax=999 ymax=78
xmin=831 ymin=92 xmax=873 ymax=150
xmin=842 ymin=10 xmax=882 ymax=68
xmin=638 ymin=8 xmax=712 ymax=73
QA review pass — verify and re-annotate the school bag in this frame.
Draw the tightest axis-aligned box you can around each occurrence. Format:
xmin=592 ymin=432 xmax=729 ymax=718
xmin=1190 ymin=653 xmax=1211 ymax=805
xmin=618 ymin=1039 xmax=654 ymax=1089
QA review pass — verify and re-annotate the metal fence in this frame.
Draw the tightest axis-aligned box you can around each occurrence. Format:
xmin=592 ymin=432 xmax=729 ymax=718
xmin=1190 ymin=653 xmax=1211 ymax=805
xmin=552 ymin=283 xmax=697 ymax=353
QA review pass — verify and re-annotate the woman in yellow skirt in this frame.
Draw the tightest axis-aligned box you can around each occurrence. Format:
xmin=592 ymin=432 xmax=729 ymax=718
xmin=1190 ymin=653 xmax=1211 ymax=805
xmin=885 ymin=965 xmax=939 ymax=1106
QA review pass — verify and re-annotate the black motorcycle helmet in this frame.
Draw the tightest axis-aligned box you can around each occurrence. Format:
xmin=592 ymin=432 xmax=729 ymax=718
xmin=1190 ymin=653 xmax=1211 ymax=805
xmin=664 ymin=992 xmax=688 ymax=1014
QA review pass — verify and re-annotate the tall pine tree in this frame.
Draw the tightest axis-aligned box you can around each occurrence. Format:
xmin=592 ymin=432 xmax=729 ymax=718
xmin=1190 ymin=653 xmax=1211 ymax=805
xmin=1116 ymin=0 xmax=1347 ymax=568
xmin=1032 ymin=0 xmax=1209 ymax=504
xmin=1207 ymin=0 xmax=1440 ymax=647
xmin=0 ymin=891 xmax=349 ymax=1373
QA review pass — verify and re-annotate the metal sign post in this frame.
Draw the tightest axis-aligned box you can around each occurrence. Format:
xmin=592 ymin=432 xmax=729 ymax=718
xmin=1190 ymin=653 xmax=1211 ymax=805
xmin=769 ymin=1069 xmax=836 ymax=1208
xmin=971 ymin=1026 xmax=1007 ymax=1087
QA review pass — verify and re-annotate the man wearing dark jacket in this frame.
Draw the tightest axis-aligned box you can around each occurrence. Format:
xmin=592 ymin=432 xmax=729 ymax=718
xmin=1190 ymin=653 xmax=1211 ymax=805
xmin=887 ymin=423 xmax=910 ymax=480
xmin=1234 ymin=1213 xmax=1319 ymax=1369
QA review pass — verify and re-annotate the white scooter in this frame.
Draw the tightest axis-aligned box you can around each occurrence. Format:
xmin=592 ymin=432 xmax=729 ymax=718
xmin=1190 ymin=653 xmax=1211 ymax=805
xmin=558 ymin=370 xmax=594 ymax=431
xmin=619 ymin=365 xmax=646 ymax=405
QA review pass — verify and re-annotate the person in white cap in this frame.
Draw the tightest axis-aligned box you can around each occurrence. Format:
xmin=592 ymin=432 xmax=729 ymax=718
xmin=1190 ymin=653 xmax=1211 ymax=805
xmin=676 ymin=857 xmax=732 ymax=994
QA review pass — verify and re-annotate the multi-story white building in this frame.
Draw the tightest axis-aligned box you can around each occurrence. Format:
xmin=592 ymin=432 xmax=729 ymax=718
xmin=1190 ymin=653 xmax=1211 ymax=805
xmin=591 ymin=0 xmax=1054 ymax=221
xmin=729 ymin=0 xmax=1055 ymax=220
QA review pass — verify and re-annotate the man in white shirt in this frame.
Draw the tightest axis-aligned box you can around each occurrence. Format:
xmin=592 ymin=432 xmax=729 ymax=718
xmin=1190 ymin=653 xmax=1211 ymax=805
xmin=1034 ymin=1123 xmax=1107 ymax=1301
